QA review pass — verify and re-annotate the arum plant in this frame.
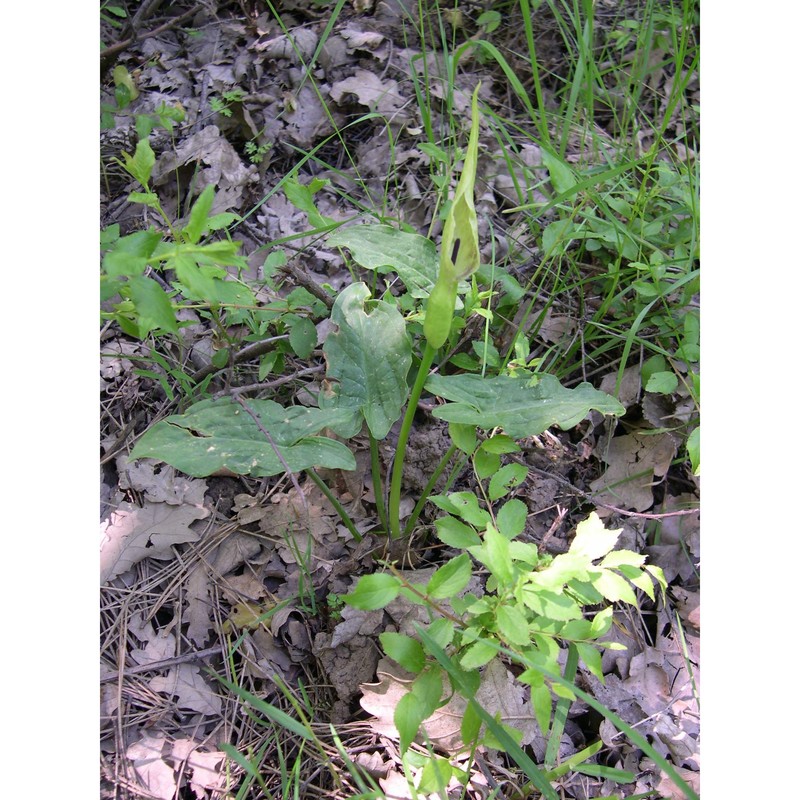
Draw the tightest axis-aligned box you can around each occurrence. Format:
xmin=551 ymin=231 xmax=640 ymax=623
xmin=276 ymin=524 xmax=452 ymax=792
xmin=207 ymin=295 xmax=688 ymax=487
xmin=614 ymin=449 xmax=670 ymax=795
xmin=129 ymin=83 xmax=626 ymax=541
xmin=388 ymin=85 xmax=482 ymax=539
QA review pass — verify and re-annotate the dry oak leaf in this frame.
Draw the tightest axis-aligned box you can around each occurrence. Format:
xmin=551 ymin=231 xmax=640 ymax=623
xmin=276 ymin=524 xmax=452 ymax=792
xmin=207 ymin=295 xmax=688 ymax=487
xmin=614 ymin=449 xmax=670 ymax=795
xmin=149 ymin=663 xmax=222 ymax=716
xmin=171 ymin=739 xmax=226 ymax=798
xmin=360 ymin=657 xmax=544 ymax=755
xmin=100 ymin=499 xmax=208 ymax=583
xmin=126 ymin=731 xmax=177 ymax=800
xmin=589 ymin=431 xmax=677 ymax=511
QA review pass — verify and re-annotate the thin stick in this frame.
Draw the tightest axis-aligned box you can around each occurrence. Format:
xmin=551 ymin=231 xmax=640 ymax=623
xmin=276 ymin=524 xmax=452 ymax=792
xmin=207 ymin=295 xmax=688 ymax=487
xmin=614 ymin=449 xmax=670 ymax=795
xmin=101 ymin=646 xmax=224 ymax=683
xmin=523 ymin=462 xmax=699 ymax=520
xmin=234 ymin=396 xmax=309 ymax=524
xmin=305 ymin=470 xmax=362 ymax=542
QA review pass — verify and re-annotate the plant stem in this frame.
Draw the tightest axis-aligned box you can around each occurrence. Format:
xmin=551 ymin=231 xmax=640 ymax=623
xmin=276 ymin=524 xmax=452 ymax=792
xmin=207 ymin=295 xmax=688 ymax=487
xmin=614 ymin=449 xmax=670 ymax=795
xmin=545 ymin=642 xmax=579 ymax=769
xmin=388 ymin=341 xmax=437 ymax=539
xmin=305 ymin=470 xmax=362 ymax=542
xmin=369 ymin=432 xmax=389 ymax=534
xmin=403 ymin=441 xmax=458 ymax=537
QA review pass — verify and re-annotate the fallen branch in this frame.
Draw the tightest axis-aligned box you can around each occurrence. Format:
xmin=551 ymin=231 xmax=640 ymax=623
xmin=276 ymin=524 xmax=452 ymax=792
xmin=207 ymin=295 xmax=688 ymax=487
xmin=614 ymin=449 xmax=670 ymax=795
xmin=101 ymin=4 xmax=203 ymax=76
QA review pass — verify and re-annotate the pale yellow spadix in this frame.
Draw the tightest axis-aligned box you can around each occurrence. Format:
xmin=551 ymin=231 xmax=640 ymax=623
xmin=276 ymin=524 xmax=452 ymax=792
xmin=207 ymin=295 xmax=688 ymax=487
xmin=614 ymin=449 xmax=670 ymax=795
xmin=424 ymin=84 xmax=481 ymax=349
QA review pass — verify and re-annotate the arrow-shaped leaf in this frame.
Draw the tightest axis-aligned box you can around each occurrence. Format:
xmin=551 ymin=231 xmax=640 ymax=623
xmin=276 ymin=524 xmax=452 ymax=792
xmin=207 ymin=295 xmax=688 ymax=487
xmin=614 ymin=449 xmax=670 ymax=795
xmin=426 ymin=373 xmax=625 ymax=438
xmin=130 ymin=398 xmax=357 ymax=477
xmin=322 ymin=282 xmax=412 ymax=439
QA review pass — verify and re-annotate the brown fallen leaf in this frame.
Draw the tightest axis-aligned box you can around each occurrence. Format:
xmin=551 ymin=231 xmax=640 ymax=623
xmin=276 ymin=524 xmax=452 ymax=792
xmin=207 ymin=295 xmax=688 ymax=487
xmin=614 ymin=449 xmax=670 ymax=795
xmin=100 ymin=500 xmax=208 ymax=584
xmin=170 ymin=739 xmax=226 ymax=798
xmin=359 ymin=657 xmax=548 ymax=756
xmin=126 ymin=731 xmax=176 ymax=800
xmin=149 ymin=663 xmax=222 ymax=716
xmin=589 ymin=431 xmax=677 ymax=511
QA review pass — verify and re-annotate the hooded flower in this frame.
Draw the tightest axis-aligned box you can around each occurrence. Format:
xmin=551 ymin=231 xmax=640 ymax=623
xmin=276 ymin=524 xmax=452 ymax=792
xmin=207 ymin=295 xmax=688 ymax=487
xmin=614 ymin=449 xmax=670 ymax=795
xmin=424 ymin=84 xmax=482 ymax=349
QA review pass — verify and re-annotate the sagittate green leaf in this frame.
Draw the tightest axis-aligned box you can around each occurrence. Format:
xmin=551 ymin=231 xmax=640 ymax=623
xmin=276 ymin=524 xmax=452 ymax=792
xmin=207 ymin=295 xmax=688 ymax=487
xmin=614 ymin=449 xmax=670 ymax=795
xmin=129 ymin=398 xmax=357 ymax=477
xmin=321 ymin=282 xmax=412 ymax=439
xmin=327 ymin=224 xmax=460 ymax=300
xmin=427 ymin=373 xmax=625 ymax=438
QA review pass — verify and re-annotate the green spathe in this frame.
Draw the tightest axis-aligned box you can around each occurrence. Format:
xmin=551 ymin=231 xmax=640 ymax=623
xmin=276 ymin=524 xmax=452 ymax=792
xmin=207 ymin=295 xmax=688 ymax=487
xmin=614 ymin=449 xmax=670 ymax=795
xmin=424 ymin=85 xmax=481 ymax=348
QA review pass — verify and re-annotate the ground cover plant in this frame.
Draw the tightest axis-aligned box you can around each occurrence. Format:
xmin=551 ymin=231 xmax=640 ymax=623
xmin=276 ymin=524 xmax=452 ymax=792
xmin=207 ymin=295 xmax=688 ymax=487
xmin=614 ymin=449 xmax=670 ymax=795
xmin=100 ymin=1 xmax=699 ymax=798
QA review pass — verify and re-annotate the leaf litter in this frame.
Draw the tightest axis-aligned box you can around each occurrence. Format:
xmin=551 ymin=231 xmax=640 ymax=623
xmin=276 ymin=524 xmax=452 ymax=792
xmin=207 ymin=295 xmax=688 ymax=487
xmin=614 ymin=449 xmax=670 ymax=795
xmin=100 ymin=2 xmax=700 ymax=797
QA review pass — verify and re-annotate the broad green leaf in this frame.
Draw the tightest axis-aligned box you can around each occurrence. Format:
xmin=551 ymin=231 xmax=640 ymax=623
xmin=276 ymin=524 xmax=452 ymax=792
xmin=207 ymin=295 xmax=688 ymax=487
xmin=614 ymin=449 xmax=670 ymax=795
xmin=418 ymin=757 xmax=453 ymax=794
xmin=542 ymin=218 xmax=578 ymax=254
xmin=395 ymin=692 xmax=425 ymax=754
xmin=129 ymin=397 xmax=357 ymax=477
xmin=496 ymin=499 xmax=528 ymax=539
xmin=170 ymin=252 xmax=220 ymax=302
xmin=531 ymin=683 xmax=552 ymax=734
xmin=472 ymin=523 xmax=513 ymax=584
xmin=191 ymin=240 xmax=247 ymax=267
xmin=541 ymin=148 xmax=577 ymax=194
xmin=112 ymin=65 xmax=138 ymax=104
xmin=127 ymin=191 xmax=159 ymax=207
xmin=473 ymin=446 xmax=500 ymax=479
xmin=425 ymin=618 xmax=455 ymax=649
xmin=592 ymin=570 xmax=638 ymax=605
xmin=509 ymin=541 xmax=540 ymax=567
xmin=646 ymin=564 xmax=668 ymax=594
xmin=479 ymin=434 xmax=521 ymax=454
xmin=460 ymin=700 xmax=481 ymax=746
xmin=625 ymin=568 xmax=656 ymax=601
xmin=589 ymin=606 xmax=614 ymax=638
xmin=559 ymin=619 xmax=593 ymax=641
xmin=343 ymin=573 xmax=402 ymax=610
xmin=118 ymin=138 xmax=155 ymax=186
xmin=426 ymin=553 xmax=473 ymax=599
xmin=287 ymin=316 xmax=317 ymax=359
xmin=206 ymin=212 xmax=240 ymax=231
xmin=446 ymin=492 xmax=492 ymax=527
xmin=534 ymin=552 xmax=593 ymax=591
xmin=496 ymin=604 xmax=530 ymax=646
xmin=521 ymin=588 xmax=583 ymax=621
xmin=283 ymin=175 xmax=335 ymax=229
xmin=599 ymin=549 xmax=646 ymax=569
xmin=427 ymin=374 xmax=625 ymax=438
xmin=434 ymin=515 xmax=481 ymax=549
xmin=645 ymin=370 xmax=678 ymax=394
xmin=102 ymin=229 xmax=162 ymax=278
xmin=126 ymin=275 xmax=178 ymax=336
xmin=326 ymin=224 xmax=440 ymax=299
xmin=411 ymin=667 xmax=443 ymax=718
xmin=184 ymin=184 xmax=215 ymax=244
xmin=321 ymin=282 xmax=411 ymax=439
xmin=488 ymin=463 xmax=528 ymax=500
xmin=459 ymin=640 xmax=497 ymax=670
xmin=687 ymin=426 xmax=700 ymax=475
xmin=641 ymin=354 xmax=667 ymax=388
xmin=569 ymin=513 xmax=622 ymax=561
xmin=380 ymin=632 xmax=426 ymax=673
xmin=448 ymin=422 xmax=478 ymax=455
